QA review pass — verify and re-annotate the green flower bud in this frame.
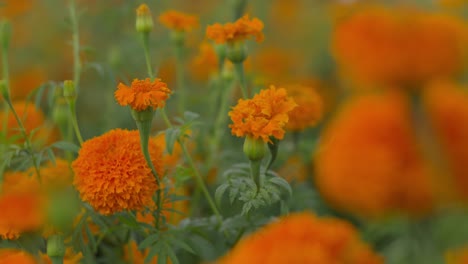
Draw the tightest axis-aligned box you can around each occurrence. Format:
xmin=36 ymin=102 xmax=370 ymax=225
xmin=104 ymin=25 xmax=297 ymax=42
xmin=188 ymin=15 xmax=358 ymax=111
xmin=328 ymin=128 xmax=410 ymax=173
xmin=0 ymin=80 xmax=10 ymax=101
xmin=243 ymin=135 xmax=266 ymax=161
xmin=227 ymin=42 xmax=247 ymax=64
xmin=170 ymin=30 xmax=185 ymax=47
xmin=63 ymin=80 xmax=76 ymax=102
xmin=47 ymin=234 xmax=65 ymax=258
xmin=136 ymin=4 xmax=154 ymax=34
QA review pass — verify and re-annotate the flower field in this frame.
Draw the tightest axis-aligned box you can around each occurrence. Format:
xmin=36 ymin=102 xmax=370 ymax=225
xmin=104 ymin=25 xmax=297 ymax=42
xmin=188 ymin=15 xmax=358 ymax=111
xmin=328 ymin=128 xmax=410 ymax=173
xmin=1 ymin=0 xmax=468 ymax=263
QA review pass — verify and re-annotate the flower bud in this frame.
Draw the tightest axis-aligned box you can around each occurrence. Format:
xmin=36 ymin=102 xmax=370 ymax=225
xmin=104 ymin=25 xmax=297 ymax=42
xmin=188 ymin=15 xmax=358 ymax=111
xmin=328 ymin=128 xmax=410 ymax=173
xmin=47 ymin=234 xmax=65 ymax=258
xmin=243 ymin=135 xmax=266 ymax=161
xmin=227 ymin=42 xmax=247 ymax=64
xmin=63 ymin=80 xmax=76 ymax=102
xmin=0 ymin=80 xmax=10 ymax=101
xmin=136 ymin=4 xmax=154 ymax=33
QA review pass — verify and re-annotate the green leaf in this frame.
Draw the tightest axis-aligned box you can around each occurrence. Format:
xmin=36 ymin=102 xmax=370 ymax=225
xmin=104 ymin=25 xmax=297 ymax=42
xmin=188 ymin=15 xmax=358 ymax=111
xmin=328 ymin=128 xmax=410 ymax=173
xmin=168 ymin=235 xmax=195 ymax=254
xmin=183 ymin=111 xmax=200 ymax=123
xmin=51 ymin=141 xmax=80 ymax=153
xmin=46 ymin=148 xmax=56 ymax=165
xmin=215 ymin=183 xmax=229 ymax=206
xmin=165 ymin=128 xmax=180 ymax=155
xmin=269 ymin=176 xmax=292 ymax=196
xmin=140 ymin=233 xmax=160 ymax=249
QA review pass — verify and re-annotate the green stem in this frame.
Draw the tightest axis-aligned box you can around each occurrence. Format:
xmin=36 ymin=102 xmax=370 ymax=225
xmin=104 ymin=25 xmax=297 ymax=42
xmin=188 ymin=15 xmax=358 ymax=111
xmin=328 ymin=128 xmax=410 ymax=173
xmin=233 ymin=62 xmax=247 ymax=98
xmin=50 ymin=257 xmax=63 ymax=264
xmin=4 ymin=99 xmax=41 ymax=180
xmin=250 ymin=160 xmax=262 ymax=192
xmin=69 ymin=100 xmax=83 ymax=145
xmin=174 ymin=42 xmax=185 ymax=115
xmin=69 ymin=0 xmax=81 ymax=90
xmin=180 ymin=142 xmax=223 ymax=225
xmin=142 ymin=33 xmax=154 ymax=80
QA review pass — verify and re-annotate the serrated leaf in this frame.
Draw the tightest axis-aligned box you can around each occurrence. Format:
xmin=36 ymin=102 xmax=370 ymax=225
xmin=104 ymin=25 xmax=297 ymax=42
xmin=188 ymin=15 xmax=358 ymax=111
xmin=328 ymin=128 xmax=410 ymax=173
xmin=229 ymin=186 xmax=240 ymax=204
xmin=269 ymin=176 xmax=292 ymax=196
xmin=183 ymin=111 xmax=200 ymax=123
xmin=168 ymin=236 xmax=195 ymax=254
xmin=241 ymin=202 xmax=253 ymax=216
xmin=51 ymin=141 xmax=80 ymax=153
xmin=146 ymin=242 xmax=163 ymax=264
xmin=166 ymin=245 xmax=179 ymax=264
xmin=157 ymin=247 xmax=168 ymax=264
xmin=215 ymin=183 xmax=229 ymax=206
xmin=140 ymin=233 xmax=160 ymax=249
xmin=46 ymin=148 xmax=56 ymax=165
xmin=165 ymin=128 xmax=180 ymax=155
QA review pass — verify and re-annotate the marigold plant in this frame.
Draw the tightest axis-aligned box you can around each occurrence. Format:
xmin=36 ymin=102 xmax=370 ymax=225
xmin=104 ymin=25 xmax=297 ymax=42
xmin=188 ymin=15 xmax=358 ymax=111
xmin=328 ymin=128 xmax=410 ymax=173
xmin=229 ymin=86 xmax=297 ymax=143
xmin=72 ymin=129 xmax=164 ymax=215
xmin=218 ymin=212 xmax=383 ymax=264
xmin=114 ymin=78 xmax=172 ymax=111
xmin=0 ymin=248 xmax=37 ymax=264
xmin=206 ymin=15 xmax=264 ymax=44
xmin=159 ymin=10 xmax=199 ymax=32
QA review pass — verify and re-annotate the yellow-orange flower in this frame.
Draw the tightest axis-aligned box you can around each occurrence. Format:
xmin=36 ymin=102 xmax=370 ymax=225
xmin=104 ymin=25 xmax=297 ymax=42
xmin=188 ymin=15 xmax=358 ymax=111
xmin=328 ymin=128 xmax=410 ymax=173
xmin=189 ymin=41 xmax=219 ymax=81
xmin=332 ymin=7 xmax=466 ymax=88
xmin=424 ymin=81 xmax=468 ymax=202
xmin=446 ymin=246 xmax=468 ymax=264
xmin=315 ymin=92 xmax=434 ymax=218
xmin=229 ymin=86 xmax=297 ymax=143
xmin=218 ymin=212 xmax=383 ymax=264
xmin=159 ymin=10 xmax=199 ymax=32
xmin=114 ymin=78 xmax=172 ymax=111
xmin=285 ymin=84 xmax=323 ymax=131
xmin=72 ymin=129 xmax=164 ymax=215
xmin=0 ymin=248 xmax=37 ymax=264
xmin=206 ymin=15 xmax=264 ymax=44
xmin=1 ymin=100 xmax=44 ymax=137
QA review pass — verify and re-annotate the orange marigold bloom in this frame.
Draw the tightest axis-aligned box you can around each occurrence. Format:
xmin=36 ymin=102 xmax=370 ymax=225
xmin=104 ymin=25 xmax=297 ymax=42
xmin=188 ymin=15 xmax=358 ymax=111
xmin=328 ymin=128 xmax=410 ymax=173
xmin=1 ymin=100 xmax=44 ymax=138
xmin=114 ymin=78 xmax=172 ymax=111
xmin=72 ymin=129 xmax=164 ymax=215
xmin=218 ymin=212 xmax=383 ymax=264
xmin=206 ymin=15 xmax=264 ymax=44
xmin=229 ymin=86 xmax=297 ymax=143
xmin=0 ymin=248 xmax=37 ymax=264
xmin=446 ymin=246 xmax=468 ymax=264
xmin=332 ymin=7 xmax=466 ymax=88
xmin=285 ymin=84 xmax=323 ymax=131
xmin=277 ymin=155 xmax=309 ymax=183
xmin=424 ymin=81 xmax=468 ymax=202
xmin=159 ymin=10 xmax=199 ymax=32
xmin=189 ymin=42 xmax=219 ymax=81
xmin=315 ymin=92 xmax=434 ymax=218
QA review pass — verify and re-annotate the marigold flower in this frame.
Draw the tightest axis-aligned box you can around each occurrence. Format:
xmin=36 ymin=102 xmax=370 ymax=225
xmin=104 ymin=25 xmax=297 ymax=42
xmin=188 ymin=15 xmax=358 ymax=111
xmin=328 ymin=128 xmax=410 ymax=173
xmin=189 ymin=42 xmax=219 ymax=81
xmin=446 ymin=246 xmax=468 ymax=264
xmin=0 ymin=248 xmax=37 ymax=264
xmin=159 ymin=10 xmax=199 ymax=32
xmin=206 ymin=15 xmax=264 ymax=44
xmin=114 ymin=78 xmax=172 ymax=111
xmin=315 ymin=92 xmax=434 ymax=218
xmin=277 ymin=155 xmax=309 ymax=182
xmin=72 ymin=129 xmax=164 ymax=215
xmin=229 ymin=86 xmax=297 ymax=143
xmin=285 ymin=84 xmax=323 ymax=131
xmin=423 ymin=81 xmax=468 ymax=202
xmin=218 ymin=212 xmax=383 ymax=264
xmin=332 ymin=7 xmax=466 ymax=88
xmin=1 ymin=100 xmax=44 ymax=138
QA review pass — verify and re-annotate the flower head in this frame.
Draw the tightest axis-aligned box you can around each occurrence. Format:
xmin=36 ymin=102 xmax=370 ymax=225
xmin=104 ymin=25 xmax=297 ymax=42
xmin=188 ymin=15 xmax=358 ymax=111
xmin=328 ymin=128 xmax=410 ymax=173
xmin=206 ymin=15 xmax=264 ymax=44
xmin=446 ymin=245 xmax=468 ymax=264
xmin=315 ymin=92 xmax=434 ymax=218
xmin=0 ymin=248 xmax=37 ymax=264
xmin=229 ymin=86 xmax=297 ymax=143
xmin=159 ymin=10 xmax=199 ymax=32
xmin=115 ymin=78 xmax=172 ymax=111
xmin=332 ymin=7 xmax=466 ymax=88
xmin=218 ymin=212 xmax=383 ymax=264
xmin=285 ymin=84 xmax=323 ymax=131
xmin=72 ymin=129 xmax=164 ymax=215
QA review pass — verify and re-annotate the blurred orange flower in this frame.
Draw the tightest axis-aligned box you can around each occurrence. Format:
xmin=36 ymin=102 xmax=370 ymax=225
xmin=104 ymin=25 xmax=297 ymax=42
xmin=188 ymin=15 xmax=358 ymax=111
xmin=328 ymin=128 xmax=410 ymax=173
xmin=1 ymin=100 xmax=44 ymax=138
xmin=206 ymin=15 xmax=264 ymax=44
xmin=72 ymin=129 xmax=164 ymax=215
xmin=8 ymin=67 xmax=46 ymax=100
xmin=315 ymin=92 xmax=434 ymax=218
xmin=332 ymin=6 xmax=466 ymax=88
xmin=446 ymin=246 xmax=468 ymax=264
xmin=41 ymin=248 xmax=83 ymax=264
xmin=277 ymin=155 xmax=309 ymax=182
xmin=0 ymin=248 xmax=37 ymax=264
xmin=115 ymin=78 xmax=172 ymax=111
xmin=285 ymin=84 xmax=323 ymax=131
xmin=218 ymin=212 xmax=383 ymax=264
xmin=159 ymin=10 xmax=199 ymax=32
xmin=424 ymin=81 xmax=468 ymax=202
xmin=189 ymin=42 xmax=218 ymax=81
xmin=229 ymin=86 xmax=297 ymax=143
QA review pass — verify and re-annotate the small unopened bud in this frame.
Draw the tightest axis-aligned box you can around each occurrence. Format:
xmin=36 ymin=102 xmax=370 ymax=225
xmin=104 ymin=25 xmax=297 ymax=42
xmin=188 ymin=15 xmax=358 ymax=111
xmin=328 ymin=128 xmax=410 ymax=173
xmin=63 ymin=80 xmax=76 ymax=101
xmin=243 ymin=136 xmax=266 ymax=161
xmin=136 ymin=4 xmax=154 ymax=33
xmin=226 ymin=42 xmax=247 ymax=64
xmin=47 ymin=234 xmax=65 ymax=258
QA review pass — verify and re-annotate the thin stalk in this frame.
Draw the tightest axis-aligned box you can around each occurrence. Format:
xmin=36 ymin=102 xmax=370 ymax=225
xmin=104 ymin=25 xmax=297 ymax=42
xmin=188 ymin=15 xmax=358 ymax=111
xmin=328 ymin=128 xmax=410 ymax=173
xmin=50 ymin=257 xmax=63 ymax=264
xmin=69 ymin=100 xmax=83 ymax=145
xmin=250 ymin=160 xmax=262 ymax=192
xmin=69 ymin=0 xmax=81 ymax=90
xmin=174 ymin=43 xmax=185 ymax=115
xmin=142 ymin=34 xmax=154 ymax=80
xmin=233 ymin=62 xmax=247 ymax=98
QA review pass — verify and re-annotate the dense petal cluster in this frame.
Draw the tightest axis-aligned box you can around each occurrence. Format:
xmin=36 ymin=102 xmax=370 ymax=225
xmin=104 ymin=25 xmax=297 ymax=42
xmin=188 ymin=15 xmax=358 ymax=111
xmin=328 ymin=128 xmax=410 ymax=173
xmin=424 ymin=81 xmax=468 ymax=202
xmin=332 ymin=7 xmax=466 ymax=88
xmin=218 ymin=212 xmax=383 ymax=264
xmin=0 ymin=248 xmax=37 ymax=264
xmin=315 ymin=92 xmax=434 ymax=218
xmin=285 ymin=84 xmax=323 ymax=131
xmin=72 ymin=129 xmax=164 ymax=215
xmin=159 ymin=10 xmax=199 ymax=32
xmin=115 ymin=78 xmax=172 ymax=111
xmin=229 ymin=86 xmax=297 ymax=143
xmin=206 ymin=15 xmax=264 ymax=44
